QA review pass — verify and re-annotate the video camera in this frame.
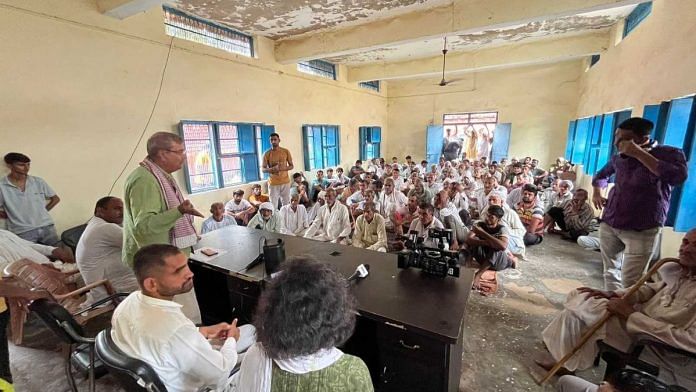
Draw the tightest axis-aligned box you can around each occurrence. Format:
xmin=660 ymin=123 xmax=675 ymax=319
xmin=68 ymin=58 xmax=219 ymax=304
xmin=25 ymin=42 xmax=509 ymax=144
xmin=397 ymin=228 xmax=461 ymax=278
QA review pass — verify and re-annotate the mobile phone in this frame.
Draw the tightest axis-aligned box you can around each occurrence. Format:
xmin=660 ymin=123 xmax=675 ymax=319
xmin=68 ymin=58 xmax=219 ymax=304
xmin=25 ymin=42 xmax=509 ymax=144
xmin=201 ymin=248 xmax=218 ymax=257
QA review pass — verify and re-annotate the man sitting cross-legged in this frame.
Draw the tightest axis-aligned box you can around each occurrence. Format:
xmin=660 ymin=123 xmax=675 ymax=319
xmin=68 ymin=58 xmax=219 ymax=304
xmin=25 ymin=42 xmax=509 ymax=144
xmin=112 ymin=244 xmax=256 ymax=392
xmin=278 ymin=195 xmax=309 ymax=237
xmin=304 ymin=188 xmax=351 ymax=244
xmin=225 ymin=190 xmax=255 ymax=226
xmin=544 ymin=188 xmax=594 ymax=240
xmin=536 ymin=229 xmax=696 ymax=390
xmin=465 ymin=205 xmax=517 ymax=290
xmin=352 ymin=201 xmax=387 ymax=252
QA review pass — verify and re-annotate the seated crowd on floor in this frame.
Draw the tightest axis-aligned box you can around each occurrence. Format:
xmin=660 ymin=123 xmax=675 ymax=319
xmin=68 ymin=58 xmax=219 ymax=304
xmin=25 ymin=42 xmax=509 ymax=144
xmin=0 ymin=116 xmax=693 ymax=391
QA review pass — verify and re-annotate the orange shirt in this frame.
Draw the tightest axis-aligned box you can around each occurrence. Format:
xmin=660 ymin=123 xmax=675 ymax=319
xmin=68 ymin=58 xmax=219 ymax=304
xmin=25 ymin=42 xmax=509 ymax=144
xmin=249 ymin=194 xmax=270 ymax=205
xmin=263 ymin=147 xmax=292 ymax=186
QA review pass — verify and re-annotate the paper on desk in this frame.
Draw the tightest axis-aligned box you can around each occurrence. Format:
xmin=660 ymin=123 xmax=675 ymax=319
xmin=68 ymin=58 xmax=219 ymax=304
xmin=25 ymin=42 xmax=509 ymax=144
xmin=190 ymin=248 xmax=227 ymax=262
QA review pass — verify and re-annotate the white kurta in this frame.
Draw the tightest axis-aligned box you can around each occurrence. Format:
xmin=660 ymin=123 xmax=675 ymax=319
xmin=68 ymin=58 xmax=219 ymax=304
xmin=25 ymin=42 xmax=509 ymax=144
xmin=378 ymin=191 xmax=408 ymax=228
xmin=278 ymin=204 xmax=309 ymax=236
xmin=542 ymin=262 xmax=696 ymax=389
xmin=304 ymin=202 xmax=351 ymax=243
xmin=0 ymin=228 xmax=54 ymax=269
xmin=112 ymin=292 xmax=256 ymax=392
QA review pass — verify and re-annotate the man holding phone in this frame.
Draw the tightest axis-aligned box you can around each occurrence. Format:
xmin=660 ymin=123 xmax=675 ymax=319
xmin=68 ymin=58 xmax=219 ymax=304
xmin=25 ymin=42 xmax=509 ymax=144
xmin=592 ymin=117 xmax=687 ymax=290
xmin=262 ymin=133 xmax=294 ymax=210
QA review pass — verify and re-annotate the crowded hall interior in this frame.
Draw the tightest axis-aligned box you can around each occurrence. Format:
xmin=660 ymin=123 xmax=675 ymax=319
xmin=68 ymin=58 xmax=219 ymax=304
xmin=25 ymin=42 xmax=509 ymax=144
xmin=2 ymin=0 xmax=696 ymax=391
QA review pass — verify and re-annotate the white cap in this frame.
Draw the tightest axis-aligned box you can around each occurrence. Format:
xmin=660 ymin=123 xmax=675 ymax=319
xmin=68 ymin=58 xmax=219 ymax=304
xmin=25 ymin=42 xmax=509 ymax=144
xmin=259 ymin=202 xmax=274 ymax=211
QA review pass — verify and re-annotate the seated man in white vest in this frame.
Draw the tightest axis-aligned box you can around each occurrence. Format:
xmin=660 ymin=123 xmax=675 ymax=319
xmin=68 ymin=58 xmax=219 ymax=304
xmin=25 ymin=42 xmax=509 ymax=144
xmin=304 ymin=188 xmax=351 ymax=244
xmin=76 ymin=196 xmax=138 ymax=304
xmin=352 ymin=201 xmax=387 ymax=252
xmin=112 ymin=244 xmax=256 ymax=392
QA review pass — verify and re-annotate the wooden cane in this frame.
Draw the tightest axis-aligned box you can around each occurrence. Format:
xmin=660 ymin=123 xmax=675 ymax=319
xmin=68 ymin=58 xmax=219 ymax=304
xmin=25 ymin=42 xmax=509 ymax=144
xmin=537 ymin=257 xmax=680 ymax=385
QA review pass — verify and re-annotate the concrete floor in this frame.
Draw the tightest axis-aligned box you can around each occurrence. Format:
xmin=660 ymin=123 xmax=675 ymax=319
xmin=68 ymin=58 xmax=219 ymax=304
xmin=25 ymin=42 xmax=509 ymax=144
xmin=460 ymin=234 xmax=606 ymax=391
xmin=9 ymin=235 xmax=607 ymax=392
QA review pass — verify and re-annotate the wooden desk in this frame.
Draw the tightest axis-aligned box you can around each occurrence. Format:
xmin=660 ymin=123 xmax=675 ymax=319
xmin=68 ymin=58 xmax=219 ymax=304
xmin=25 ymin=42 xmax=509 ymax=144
xmin=189 ymin=226 xmax=474 ymax=392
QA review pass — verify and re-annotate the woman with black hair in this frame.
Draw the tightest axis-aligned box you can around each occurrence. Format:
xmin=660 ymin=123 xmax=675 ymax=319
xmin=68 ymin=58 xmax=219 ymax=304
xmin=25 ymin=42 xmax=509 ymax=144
xmin=236 ymin=257 xmax=373 ymax=392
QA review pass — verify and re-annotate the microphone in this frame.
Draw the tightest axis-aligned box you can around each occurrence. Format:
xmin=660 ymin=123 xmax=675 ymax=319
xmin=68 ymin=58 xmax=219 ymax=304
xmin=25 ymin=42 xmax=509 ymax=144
xmin=347 ymin=264 xmax=370 ymax=283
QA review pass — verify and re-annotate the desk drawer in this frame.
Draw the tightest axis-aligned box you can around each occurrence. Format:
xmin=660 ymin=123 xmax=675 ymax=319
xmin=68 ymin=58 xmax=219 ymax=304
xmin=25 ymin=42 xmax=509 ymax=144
xmin=227 ymin=276 xmax=261 ymax=297
xmin=375 ymin=323 xmax=448 ymax=391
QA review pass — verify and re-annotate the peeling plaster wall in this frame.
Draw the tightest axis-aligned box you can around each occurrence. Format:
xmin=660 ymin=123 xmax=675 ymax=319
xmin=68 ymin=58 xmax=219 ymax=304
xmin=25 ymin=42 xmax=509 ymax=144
xmin=385 ymin=61 xmax=583 ymax=167
xmin=176 ymin=0 xmax=449 ymax=39
xmin=573 ymin=0 xmax=696 ymax=255
xmin=324 ymin=6 xmax=634 ymax=64
xmin=0 ymin=0 xmax=387 ymax=233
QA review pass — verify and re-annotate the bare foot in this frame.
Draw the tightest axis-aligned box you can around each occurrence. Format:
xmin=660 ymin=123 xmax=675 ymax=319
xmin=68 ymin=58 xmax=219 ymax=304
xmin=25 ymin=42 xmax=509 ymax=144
xmin=533 ymin=351 xmax=574 ymax=376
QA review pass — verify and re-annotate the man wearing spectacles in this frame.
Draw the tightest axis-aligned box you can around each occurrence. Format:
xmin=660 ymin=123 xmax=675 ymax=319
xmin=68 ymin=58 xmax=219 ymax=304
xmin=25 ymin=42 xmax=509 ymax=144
xmin=122 ymin=131 xmax=204 ymax=323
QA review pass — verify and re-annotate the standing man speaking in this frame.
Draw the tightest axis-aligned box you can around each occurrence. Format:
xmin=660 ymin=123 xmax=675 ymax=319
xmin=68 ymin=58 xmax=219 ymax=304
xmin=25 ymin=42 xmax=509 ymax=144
xmin=262 ymin=133 xmax=294 ymax=209
xmin=122 ymin=132 xmax=204 ymax=322
xmin=592 ymin=117 xmax=687 ymax=290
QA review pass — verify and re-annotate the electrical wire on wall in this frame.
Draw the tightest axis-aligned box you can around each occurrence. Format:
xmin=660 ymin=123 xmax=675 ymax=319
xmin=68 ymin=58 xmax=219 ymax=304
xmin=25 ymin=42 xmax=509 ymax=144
xmin=107 ymin=36 xmax=175 ymax=195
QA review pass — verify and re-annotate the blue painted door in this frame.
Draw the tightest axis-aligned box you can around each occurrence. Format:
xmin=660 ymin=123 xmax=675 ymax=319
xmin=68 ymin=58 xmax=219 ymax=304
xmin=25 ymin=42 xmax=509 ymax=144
xmin=426 ymin=125 xmax=443 ymax=165
xmin=490 ymin=123 xmax=511 ymax=163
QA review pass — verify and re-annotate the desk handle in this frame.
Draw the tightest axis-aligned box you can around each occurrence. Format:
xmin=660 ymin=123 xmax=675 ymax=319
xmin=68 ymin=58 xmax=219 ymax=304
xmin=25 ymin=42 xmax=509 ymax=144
xmin=384 ymin=322 xmax=405 ymax=330
xmin=399 ymin=340 xmax=420 ymax=350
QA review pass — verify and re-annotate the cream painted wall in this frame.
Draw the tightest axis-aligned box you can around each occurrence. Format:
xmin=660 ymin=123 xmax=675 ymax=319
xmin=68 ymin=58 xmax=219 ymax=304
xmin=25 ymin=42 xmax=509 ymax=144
xmin=385 ymin=61 xmax=583 ymax=167
xmin=0 ymin=0 xmax=387 ymax=232
xmin=574 ymin=0 xmax=696 ymax=256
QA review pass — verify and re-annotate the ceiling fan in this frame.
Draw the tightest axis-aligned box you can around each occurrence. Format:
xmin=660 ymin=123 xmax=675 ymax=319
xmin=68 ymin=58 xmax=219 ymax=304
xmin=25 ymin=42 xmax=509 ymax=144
xmin=436 ymin=37 xmax=462 ymax=87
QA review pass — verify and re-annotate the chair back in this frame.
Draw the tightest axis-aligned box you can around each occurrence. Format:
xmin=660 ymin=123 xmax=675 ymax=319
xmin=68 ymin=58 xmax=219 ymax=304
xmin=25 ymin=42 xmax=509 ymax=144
xmin=61 ymin=223 xmax=88 ymax=254
xmin=28 ymin=298 xmax=86 ymax=345
xmin=4 ymin=259 xmax=72 ymax=297
xmin=95 ymin=329 xmax=168 ymax=392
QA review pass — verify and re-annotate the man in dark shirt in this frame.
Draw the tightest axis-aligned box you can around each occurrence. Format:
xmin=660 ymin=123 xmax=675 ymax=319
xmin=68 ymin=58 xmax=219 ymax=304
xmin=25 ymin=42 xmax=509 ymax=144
xmin=348 ymin=160 xmax=364 ymax=179
xmin=592 ymin=117 xmax=687 ymax=290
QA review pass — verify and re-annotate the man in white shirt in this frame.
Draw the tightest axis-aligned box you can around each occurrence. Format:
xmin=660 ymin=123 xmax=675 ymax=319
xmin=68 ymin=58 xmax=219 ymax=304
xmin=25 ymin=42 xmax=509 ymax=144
xmin=279 ymin=195 xmax=309 ymax=236
xmin=225 ymin=190 xmax=255 ymax=226
xmin=0 ymin=228 xmax=73 ymax=271
xmin=407 ymin=203 xmax=445 ymax=241
xmin=76 ymin=197 xmax=138 ymax=304
xmin=353 ymin=202 xmax=388 ymax=252
xmin=201 ymin=202 xmax=238 ymax=234
xmin=378 ymin=178 xmax=408 ymax=230
xmin=471 ymin=176 xmax=507 ymax=215
xmin=112 ymin=244 xmax=255 ymax=392
xmin=304 ymin=188 xmax=351 ymax=244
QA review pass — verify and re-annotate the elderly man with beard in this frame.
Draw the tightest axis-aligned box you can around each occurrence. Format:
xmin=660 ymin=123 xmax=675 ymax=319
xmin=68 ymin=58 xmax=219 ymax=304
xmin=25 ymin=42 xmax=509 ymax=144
xmin=247 ymin=202 xmax=281 ymax=233
xmin=278 ymin=195 xmax=309 ymax=236
xmin=353 ymin=201 xmax=388 ymax=252
xmin=545 ymin=189 xmax=595 ymax=240
xmin=537 ymin=229 xmax=696 ymax=391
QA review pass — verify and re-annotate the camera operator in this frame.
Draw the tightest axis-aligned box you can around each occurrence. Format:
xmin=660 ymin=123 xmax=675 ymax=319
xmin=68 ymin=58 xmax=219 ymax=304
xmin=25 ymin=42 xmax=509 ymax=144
xmin=465 ymin=205 xmax=517 ymax=290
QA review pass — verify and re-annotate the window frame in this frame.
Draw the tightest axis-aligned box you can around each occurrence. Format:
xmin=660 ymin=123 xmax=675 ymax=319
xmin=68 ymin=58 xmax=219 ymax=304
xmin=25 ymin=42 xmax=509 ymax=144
xmin=359 ymin=81 xmax=380 ymax=92
xmin=297 ymin=60 xmax=337 ymax=80
xmin=623 ymin=2 xmax=652 ymax=38
xmin=359 ymin=126 xmax=382 ymax=160
xmin=302 ymin=125 xmax=341 ymax=171
xmin=162 ymin=5 xmax=254 ymax=57
xmin=179 ymin=120 xmax=273 ymax=194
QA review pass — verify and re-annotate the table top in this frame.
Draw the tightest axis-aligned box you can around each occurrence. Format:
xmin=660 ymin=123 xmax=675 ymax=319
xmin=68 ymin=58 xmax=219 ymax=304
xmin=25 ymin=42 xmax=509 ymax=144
xmin=192 ymin=225 xmax=474 ymax=343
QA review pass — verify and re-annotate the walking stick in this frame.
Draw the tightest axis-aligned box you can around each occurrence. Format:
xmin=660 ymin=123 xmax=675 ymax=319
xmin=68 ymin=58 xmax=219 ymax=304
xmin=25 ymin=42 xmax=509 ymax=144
xmin=537 ymin=257 xmax=679 ymax=385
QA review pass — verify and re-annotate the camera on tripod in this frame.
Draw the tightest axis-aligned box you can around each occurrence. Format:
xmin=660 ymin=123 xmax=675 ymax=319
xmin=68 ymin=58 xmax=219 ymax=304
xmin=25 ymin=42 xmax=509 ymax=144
xmin=397 ymin=228 xmax=461 ymax=278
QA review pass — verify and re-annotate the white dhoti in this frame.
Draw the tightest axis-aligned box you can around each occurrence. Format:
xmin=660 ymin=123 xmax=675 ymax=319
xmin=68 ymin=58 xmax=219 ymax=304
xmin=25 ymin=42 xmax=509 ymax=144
xmin=541 ymin=290 xmax=632 ymax=371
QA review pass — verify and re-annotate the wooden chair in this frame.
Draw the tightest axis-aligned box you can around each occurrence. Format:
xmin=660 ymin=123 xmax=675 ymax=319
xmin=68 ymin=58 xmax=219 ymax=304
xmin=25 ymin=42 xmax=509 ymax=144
xmin=4 ymin=259 xmax=120 ymax=345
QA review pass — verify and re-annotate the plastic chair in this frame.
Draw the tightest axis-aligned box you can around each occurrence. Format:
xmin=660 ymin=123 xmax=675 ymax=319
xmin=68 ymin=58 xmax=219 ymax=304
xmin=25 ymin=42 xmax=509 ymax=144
xmin=95 ymin=328 xmax=168 ymax=392
xmin=598 ymin=336 xmax=696 ymax=381
xmin=4 ymin=259 xmax=119 ymax=344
